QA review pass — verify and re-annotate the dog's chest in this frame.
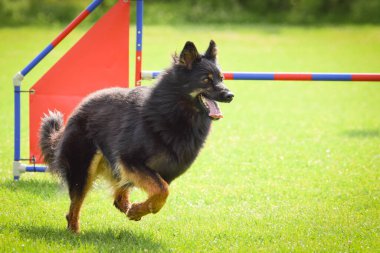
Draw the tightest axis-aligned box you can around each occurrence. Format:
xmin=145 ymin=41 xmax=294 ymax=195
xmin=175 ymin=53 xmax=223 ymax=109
xmin=146 ymin=150 xmax=194 ymax=182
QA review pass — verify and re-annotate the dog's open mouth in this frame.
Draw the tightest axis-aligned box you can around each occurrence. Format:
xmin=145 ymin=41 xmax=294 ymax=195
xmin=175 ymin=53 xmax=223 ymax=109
xmin=198 ymin=94 xmax=223 ymax=120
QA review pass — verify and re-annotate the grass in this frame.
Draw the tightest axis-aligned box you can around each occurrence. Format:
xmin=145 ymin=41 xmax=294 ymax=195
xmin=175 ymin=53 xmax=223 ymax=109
xmin=0 ymin=24 xmax=380 ymax=252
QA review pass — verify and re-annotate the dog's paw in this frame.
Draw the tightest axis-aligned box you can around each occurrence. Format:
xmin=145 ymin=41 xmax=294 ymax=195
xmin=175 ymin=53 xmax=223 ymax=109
xmin=66 ymin=214 xmax=80 ymax=234
xmin=113 ymin=200 xmax=131 ymax=213
xmin=126 ymin=203 xmax=144 ymax=221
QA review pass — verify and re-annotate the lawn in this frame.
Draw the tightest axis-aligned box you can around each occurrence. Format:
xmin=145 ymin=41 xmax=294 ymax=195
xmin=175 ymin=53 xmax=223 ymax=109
xmin=0 ymin=24 xmax=380 ymax=252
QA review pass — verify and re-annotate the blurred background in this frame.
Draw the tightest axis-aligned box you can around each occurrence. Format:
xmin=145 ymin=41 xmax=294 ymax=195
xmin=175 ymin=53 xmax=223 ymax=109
xmin=0 ymin=1 xmax=379 ymax=252
xmin=1 ymin=0 xmax=380 ymax=27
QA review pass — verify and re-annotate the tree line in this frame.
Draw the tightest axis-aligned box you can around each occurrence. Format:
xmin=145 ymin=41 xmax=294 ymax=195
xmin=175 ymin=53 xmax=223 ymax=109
xmin=1 ymin=0 xmax=379 ymax=26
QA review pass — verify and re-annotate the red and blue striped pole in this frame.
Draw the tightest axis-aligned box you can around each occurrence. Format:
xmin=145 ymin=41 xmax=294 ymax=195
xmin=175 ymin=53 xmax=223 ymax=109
xmin=135 ymin=0 xmax=144 ymax=86
xmin=13 ymin=0 xmax=104 ymax=180
xmin=223 ymin=72 xmax=380 ymax=81
xmin=20 ymin=0 xmax=104 ymax=77
xmin=142 ymin=71 xmax=380 ymax=82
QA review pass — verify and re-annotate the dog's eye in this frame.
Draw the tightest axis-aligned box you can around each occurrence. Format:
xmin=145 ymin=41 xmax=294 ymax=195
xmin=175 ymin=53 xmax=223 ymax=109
xmin=203 ymin=78 xmax=212 ymax=84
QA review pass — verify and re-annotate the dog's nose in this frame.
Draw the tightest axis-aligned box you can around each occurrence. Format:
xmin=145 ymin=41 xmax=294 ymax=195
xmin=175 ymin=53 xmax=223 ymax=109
xmin=225 ymin=92 xmax=234 ymax=101
xmin=222 ymin=91 xmax=234 ymax=102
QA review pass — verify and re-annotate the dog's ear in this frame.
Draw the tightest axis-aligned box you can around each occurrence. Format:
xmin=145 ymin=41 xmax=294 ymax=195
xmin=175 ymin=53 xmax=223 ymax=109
xmin=179 ymin=41 xmax=201 ymax=69
xmin=204 ymin=40 xmax=217 ymax=62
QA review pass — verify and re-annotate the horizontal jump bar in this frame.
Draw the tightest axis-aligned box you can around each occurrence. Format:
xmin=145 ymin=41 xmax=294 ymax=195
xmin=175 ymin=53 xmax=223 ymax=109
xmin=26 ymin=165 xmax=47 ymax=172
xmin=141 ymin=71 xmax=380 ymax=82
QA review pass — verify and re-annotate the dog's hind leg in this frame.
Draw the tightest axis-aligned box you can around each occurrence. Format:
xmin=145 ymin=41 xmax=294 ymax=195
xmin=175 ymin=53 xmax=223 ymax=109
xmin=66 ymin=193 xmax=86 ymax=233
xmin=62 ymin=133 xmax=98 ymax=233
xmin=66 ymin=158 xmax=98 ymax=233
xmin=117 ymin=162 xmax=169 ymax=221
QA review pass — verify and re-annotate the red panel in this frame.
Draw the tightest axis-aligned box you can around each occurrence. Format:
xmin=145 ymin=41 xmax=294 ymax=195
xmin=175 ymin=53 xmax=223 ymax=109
xmin=274 ymin=73 xmax=312 ymax=81
xmin=29 ymin=0 xmax=130 ymax=162
xmin=29 ymin=95 xmax=83 ymax=162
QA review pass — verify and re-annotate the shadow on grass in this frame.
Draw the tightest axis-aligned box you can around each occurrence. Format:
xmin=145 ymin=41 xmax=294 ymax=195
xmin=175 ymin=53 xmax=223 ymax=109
xmin=16 ymin=225 xmax=166 ymax=251
xmin=343 ymin=129 xmax=380 ymax=138
xmin=0 ymin=178 xmax=63 ymax=198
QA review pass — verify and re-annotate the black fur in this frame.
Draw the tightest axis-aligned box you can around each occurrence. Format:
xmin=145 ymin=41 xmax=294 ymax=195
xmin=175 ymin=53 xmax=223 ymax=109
xmin=39 ymin=40 xmax=233 ymax=195
xmin=39 ymin=110 xmax=64 ymax=175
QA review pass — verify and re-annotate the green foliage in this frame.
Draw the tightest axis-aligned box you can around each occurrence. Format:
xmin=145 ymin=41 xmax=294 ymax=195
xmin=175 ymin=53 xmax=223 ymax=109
xmin=0 ymin=25 xmax=380 ymax=252
xmin=1 ymin=0 xmax=380 ymax=26
xmin=0 ymin=0 xmax=80 ymax=26
xmin=287 ymin=0 xmax=380 ymax=24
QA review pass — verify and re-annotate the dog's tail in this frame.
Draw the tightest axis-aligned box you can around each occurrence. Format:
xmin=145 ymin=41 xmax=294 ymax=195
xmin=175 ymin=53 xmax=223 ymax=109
xmin=39 ymin=110 xmax=64 ymax=176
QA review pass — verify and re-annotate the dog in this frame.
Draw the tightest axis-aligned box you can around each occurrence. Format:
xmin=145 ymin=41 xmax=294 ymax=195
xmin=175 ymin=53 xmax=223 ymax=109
xmin=39 ymin=40 xmax=234 ymax=233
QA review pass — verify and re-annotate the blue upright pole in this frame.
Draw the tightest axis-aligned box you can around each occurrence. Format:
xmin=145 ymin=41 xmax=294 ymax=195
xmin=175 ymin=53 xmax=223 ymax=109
xmin=13 ymin=74 xmax=23 ymax=181
xmin=135 ymin=0 xmax=143 ymax=86
xmin=14 ymin=86 xmax=21 ymax=162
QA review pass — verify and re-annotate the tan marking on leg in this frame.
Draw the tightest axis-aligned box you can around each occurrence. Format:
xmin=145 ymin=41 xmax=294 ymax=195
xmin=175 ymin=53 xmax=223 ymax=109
xmin=116 ymin=162 xmax=169 ymax=221
xmin=95 ymin=153 xmax=116 ymax=183
xmin=87 ymin=153 xmax=135 ymax=214
xmin=87 ymin=152 xmax=103 ymax=188
xmin=113 ymin=185 xmax=132 ymax=213
xmin=66 ymin=196 xmax=85 ymax=233
xmin=92 ymin=156 xmax=133 ymax=213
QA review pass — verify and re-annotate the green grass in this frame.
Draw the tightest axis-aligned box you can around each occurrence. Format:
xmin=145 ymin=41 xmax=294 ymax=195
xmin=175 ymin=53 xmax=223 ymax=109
xmin=1 ymin=25 xmax=380 ymax=252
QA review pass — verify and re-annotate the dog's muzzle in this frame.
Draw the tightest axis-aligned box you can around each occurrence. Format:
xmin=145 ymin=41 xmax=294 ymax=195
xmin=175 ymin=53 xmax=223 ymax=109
xmin=219 ymin=90 xmax=234 ymax=103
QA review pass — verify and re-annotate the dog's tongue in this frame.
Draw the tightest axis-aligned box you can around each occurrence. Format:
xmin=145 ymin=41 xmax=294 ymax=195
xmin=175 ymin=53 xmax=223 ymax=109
xmin=204 ymin=97 xmax=223 ymax=119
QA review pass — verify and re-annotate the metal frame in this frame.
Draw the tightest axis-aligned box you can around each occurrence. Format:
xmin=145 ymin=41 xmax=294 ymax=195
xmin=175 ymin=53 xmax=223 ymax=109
xmin=13 ymin=0 xmax=104 ymax=180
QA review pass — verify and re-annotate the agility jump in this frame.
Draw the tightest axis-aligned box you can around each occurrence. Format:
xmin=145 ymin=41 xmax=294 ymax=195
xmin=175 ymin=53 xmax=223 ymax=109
xmin=12 ymin=0 xmax=380 ymax=180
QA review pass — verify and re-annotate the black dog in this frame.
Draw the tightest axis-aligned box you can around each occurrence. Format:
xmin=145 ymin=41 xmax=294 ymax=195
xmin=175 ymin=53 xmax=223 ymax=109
xmin=39 ymin=40 xmax=234 ymax=233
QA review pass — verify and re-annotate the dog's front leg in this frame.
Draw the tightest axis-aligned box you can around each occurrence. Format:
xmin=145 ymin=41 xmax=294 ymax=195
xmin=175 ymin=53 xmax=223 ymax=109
xmin=113 ymin=184 xmax=133 ymax=213
xmin=117 ymin=163 xmax=169 ymax=221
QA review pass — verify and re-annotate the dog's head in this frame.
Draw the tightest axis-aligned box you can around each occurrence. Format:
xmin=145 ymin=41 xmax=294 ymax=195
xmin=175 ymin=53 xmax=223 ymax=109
xmin=173 ymin=40 xmax=234 ymax=120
